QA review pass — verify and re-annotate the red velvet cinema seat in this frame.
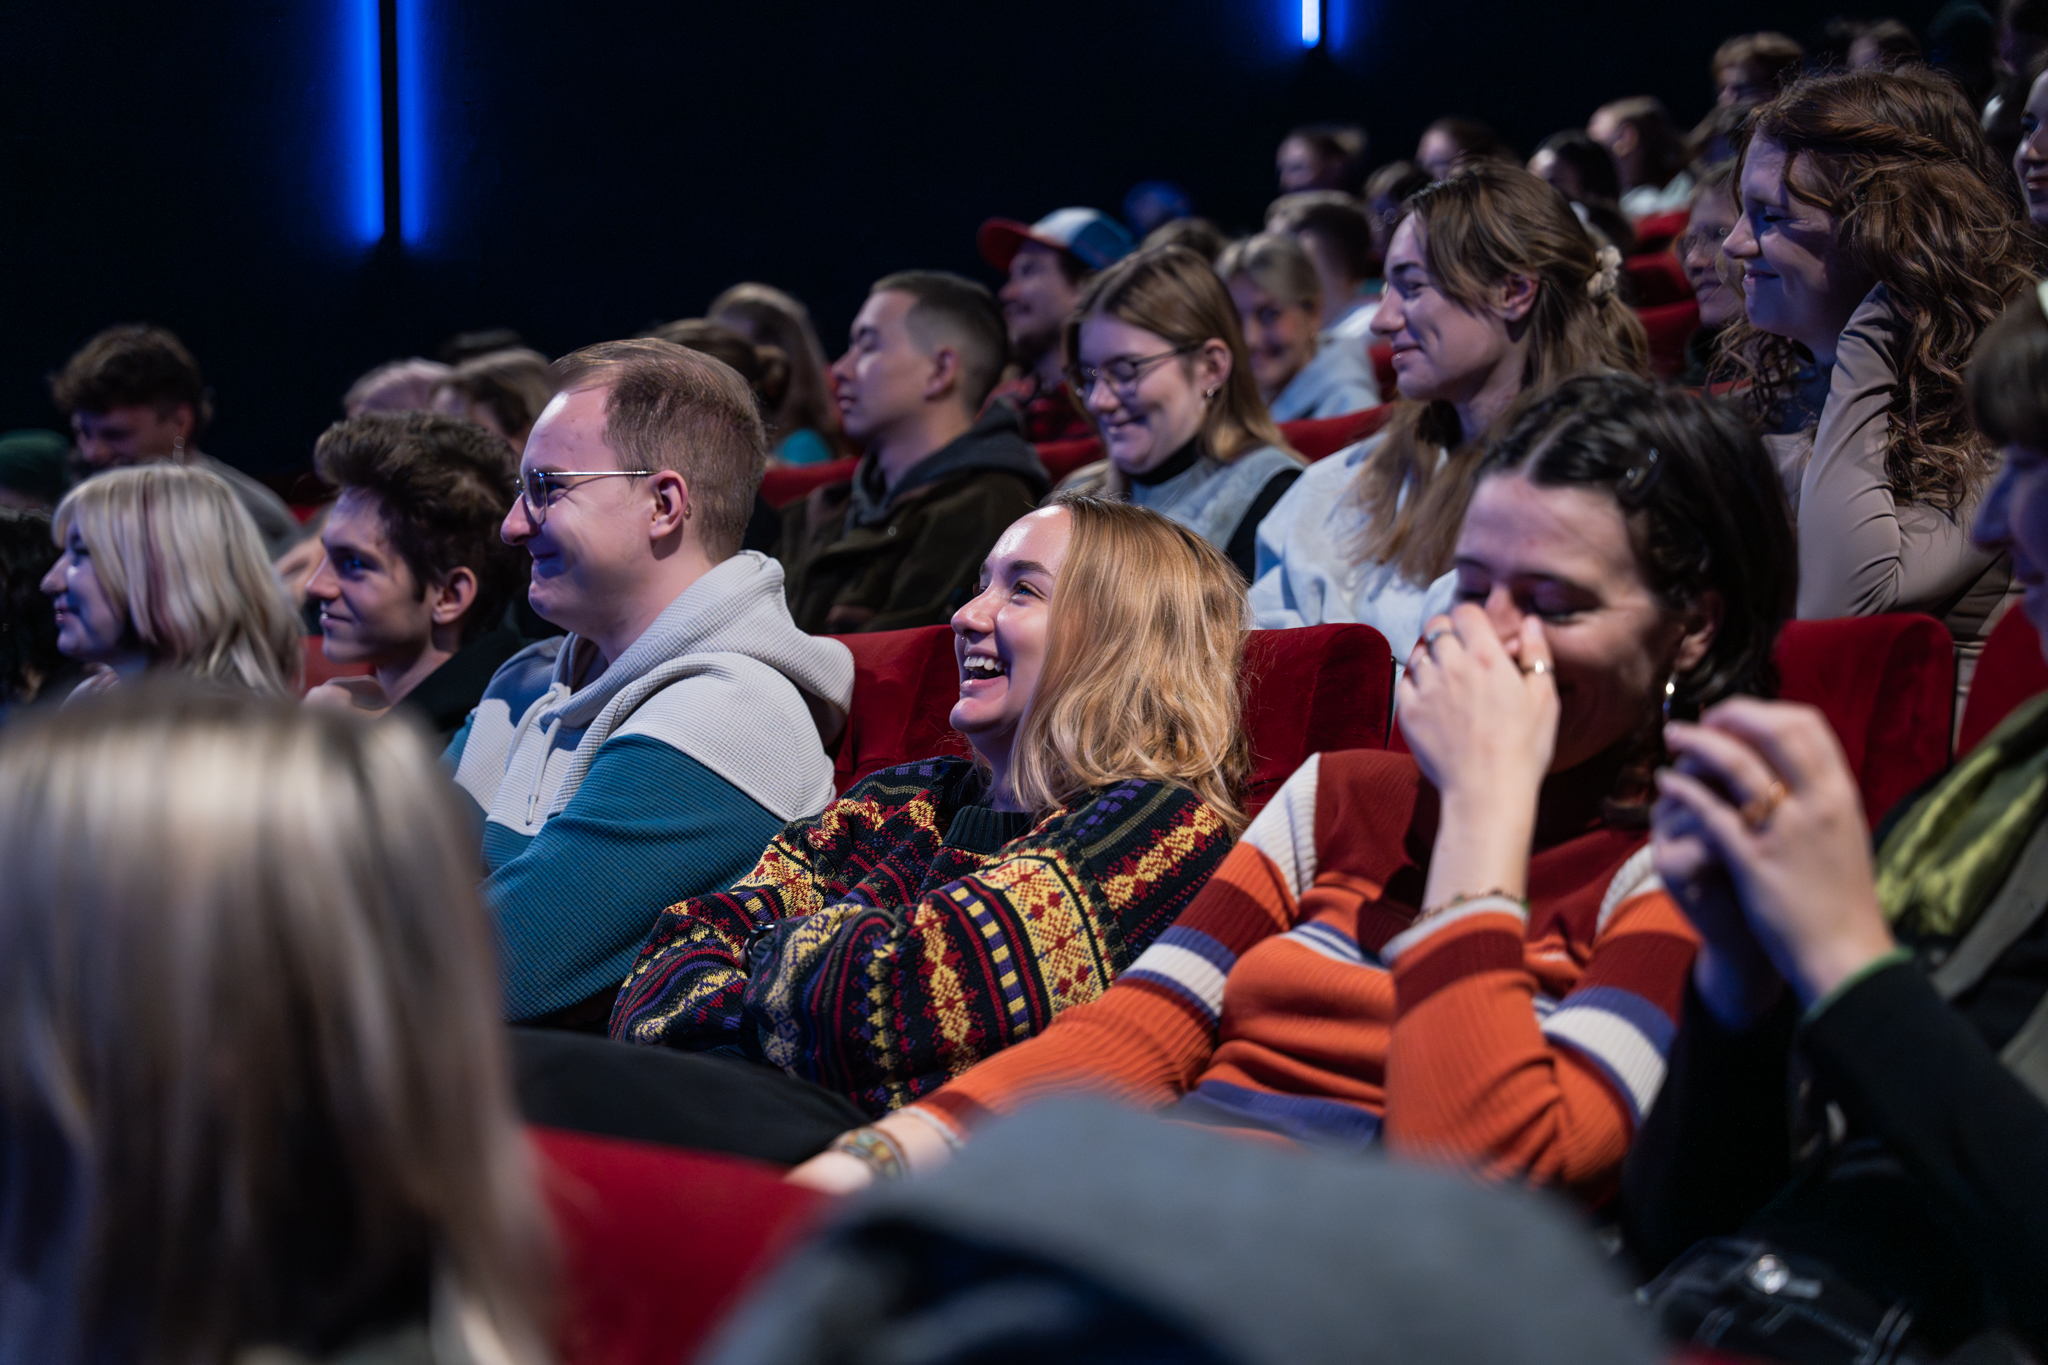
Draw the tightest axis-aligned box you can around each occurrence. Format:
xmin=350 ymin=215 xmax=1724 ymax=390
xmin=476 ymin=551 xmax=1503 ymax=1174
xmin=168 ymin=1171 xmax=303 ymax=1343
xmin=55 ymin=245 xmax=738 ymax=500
xmin=760 ymin=457 xmax=858 ymax=509
xmin=1623 ymin=251 xmax=1693 ymax=307
xmin=1632 ymin=208 xmax=1691 ymax=256
xmin=1957 ymin=605 xmax=2048 ymax=755
xmin=533 ymin=1125 xmax=827 ymax=1365
xmin=1637 ymin=298 xmax=1700 ymax=380
xmin=828 ymin=623 xmax=1393 ymax=816
xmin=1773 ymin=615 xmax=1956 ymax=828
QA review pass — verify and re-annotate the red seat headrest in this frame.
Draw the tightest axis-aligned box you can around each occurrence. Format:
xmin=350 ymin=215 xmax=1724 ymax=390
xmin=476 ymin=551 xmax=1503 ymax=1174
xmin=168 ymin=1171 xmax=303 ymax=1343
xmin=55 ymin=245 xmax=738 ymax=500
xmin=1774 ymin=615 xmax=1955 ymax=828
xmin=1957 ymin=605 xmax=2048 ymax=755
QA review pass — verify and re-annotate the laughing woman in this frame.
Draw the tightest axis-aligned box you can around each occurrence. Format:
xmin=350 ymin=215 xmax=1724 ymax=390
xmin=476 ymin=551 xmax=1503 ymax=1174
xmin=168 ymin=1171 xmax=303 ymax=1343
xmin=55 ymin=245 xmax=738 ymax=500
xmin=607 ymin=495 xmax=1247 ymax=1129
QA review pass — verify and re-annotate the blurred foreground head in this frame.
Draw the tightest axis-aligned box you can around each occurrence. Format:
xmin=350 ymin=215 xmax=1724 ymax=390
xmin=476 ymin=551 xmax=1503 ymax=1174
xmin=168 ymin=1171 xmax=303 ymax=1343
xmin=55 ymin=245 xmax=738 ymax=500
xmin=0 ymin=683 xmax=553 ymax=1363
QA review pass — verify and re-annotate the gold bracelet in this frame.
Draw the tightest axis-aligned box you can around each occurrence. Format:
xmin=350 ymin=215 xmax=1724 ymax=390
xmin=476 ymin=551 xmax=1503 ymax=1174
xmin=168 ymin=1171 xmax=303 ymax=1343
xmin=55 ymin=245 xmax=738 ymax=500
xmin=1418 ymin=888 xmax=1528 ymax=921
xmin=830 ymin=1126 xmax=908 ymax=1179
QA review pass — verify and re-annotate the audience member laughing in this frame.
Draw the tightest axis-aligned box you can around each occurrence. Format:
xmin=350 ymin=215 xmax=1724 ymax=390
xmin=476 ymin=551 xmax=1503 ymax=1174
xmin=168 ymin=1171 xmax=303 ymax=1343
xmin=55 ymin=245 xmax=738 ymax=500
xmin=977 ymin=209 xmax=1136 ymax=443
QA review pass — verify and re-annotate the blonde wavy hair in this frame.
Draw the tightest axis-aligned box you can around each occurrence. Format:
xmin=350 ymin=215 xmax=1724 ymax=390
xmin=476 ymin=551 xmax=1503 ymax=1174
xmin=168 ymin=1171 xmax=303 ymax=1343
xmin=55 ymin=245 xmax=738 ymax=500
xmin=1353 ymin=163 xmax=1650 ymax=583
xmin=51 ymin=464 xmax=301 ymax=694
xmin=1005 ymin=494 xmax=1252 ymax=833
xmin=0 ymin=684 xmax=554 ymax=1364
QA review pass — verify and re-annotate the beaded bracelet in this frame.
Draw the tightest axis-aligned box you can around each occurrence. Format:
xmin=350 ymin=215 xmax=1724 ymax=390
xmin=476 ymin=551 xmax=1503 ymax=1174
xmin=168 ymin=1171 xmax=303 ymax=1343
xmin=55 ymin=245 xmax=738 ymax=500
xmin=896 ymin=1105 xmax=966 ymax=1153
xmin=1417 ymin=888 xmax=1529 ymax=922
xmin=830 ymin=1126 xmax=908 ymax=1179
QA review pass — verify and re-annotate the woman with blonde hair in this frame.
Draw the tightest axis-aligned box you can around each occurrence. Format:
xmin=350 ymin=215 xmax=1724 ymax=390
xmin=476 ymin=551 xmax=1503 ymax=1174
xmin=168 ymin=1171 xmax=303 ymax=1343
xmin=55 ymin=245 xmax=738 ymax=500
xmin=606 ymin=494 xmax=1247 ymax=1143
xmin=1061 ymin=244 xmax=1306 ymax=580
xmin=0 ymin=683 xmax=553 ymax=1363
xmin=1714 ymin=67 xmax=2047 ymax=697
xmin=40 ymin=463 xmax=301 ymax=699
xmin=1250 ymin=162 xmax=1649 ymax=659
xmin=709 ymin=281 xmax=845 ymax=466
xmin=1215 ymin=232 xmax=1380 ymax=421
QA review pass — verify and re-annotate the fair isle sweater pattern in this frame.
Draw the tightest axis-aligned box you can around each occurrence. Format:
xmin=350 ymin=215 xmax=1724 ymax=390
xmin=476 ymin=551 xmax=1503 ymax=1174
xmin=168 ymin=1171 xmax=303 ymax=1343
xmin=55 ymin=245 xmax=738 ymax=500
xmin=609 ymin=757 xmax=1235 ymax=1118
xmin=913 ymin=749 xmax=1699 ymax=1202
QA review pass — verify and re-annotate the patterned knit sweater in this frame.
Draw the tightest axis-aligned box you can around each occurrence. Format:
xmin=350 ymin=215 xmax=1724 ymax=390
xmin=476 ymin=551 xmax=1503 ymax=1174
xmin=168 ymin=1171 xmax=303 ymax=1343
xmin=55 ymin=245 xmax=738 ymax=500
xmin=608 ymin=757 xmax=1235 ymax=1117
xmin=908 ymin=750 xmax=1701 ymax=1201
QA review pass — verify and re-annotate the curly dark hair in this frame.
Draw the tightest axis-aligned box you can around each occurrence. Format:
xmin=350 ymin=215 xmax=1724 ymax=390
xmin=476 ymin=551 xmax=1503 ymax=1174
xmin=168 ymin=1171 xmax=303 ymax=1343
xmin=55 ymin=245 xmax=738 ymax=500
xmin=1711 ymin=68 xmax=2048 ymax=512
xmin=0 ymin=508 xmax=64 ymax=706
xmin=312 ymin=412 xmax=525 ymax=645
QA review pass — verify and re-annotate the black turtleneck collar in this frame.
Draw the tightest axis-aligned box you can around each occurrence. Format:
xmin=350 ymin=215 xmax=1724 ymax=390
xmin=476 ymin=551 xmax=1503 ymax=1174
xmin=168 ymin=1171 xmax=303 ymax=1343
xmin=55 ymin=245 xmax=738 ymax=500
xmin=1128 ymin=436 xmax=1204 ymax=487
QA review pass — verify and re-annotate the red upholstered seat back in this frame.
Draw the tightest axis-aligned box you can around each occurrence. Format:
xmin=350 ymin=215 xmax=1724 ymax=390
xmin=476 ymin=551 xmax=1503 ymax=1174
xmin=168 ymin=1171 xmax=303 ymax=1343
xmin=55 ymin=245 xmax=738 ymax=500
xmin=1632 ymin=209 xmax=1690 ymax=256
xmin=1369 ymin=342 xmax=1396 ymax=395
xmin=1637 ymin=299 xmax=1700 ymax=380
xmin=1624 ymin=251 xmax=1693 ymax=307
xmin=1283 ymin=405 xmax=1394 ymax=460
xmin=828 ymin=623 xmax=1392 ymax=814
xmin=830 ymin=626 xmax=977 ymax=793
xmin=762 ymin=457 xmax=859 ymax=509
xmin=1957 ymin=606 xmax=2048 ymax=755
xmin=531 ymin=1125 xmax=826 ymax=1365
xmin=1774 ymin=615 xmax=1955 ymax=828
xmin=1036 ymin=436 xmax=1104 ymax=484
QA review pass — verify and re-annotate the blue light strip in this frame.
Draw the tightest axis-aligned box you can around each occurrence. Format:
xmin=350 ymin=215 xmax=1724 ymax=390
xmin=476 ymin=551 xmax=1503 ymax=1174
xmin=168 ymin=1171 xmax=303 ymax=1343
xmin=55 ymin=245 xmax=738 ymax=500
xmin=1301 ymin=0 xmax=1321 ymax=47
xmin=396 ymin=0 xmax=426 ymax=244
xmin=350 ymin=0 xmax=383 ymax=243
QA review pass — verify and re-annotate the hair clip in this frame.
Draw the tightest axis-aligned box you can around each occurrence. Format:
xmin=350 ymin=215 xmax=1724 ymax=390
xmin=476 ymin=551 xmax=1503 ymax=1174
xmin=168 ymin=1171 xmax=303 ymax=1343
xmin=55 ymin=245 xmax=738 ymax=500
xmin=1617 ymin=446 xmax=1662 ymax=504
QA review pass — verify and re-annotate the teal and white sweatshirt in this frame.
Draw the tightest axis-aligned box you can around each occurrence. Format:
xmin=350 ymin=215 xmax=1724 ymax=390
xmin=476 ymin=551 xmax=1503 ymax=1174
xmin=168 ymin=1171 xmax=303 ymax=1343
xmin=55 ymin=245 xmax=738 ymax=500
xmin=449 ymin=552 xmax=854 ymax=1020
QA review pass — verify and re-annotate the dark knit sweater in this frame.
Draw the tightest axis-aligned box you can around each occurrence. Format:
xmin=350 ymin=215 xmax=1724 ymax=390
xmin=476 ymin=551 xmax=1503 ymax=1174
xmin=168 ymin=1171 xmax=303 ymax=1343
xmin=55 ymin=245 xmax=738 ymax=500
xmin=608 ymin=757 xmax=1234 ymax=1117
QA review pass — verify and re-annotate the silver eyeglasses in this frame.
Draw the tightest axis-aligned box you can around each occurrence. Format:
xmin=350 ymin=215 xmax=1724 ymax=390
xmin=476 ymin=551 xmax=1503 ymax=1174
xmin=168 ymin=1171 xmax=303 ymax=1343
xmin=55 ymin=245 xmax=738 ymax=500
xmin=1064 ymin=344 xmax=1201 ymax=399
xmin=513 ymin=468 xmax=656 ymax=527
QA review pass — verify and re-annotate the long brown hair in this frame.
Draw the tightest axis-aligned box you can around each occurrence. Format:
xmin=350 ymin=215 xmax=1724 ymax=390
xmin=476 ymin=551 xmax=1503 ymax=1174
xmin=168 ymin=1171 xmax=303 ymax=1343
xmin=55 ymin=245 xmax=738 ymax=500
xmin=1354 ymin=164 xmax=1650 ymax=583
xmin=709 ymin=282 xmax=845 ymax=450
xmin=0 ymin=685 xmax=554 ymax=1363
xmin=1712 ymin=68 xmax=2048 ymax=511
xmin=1007 ymin=494 xmax=1252 ymax=833
xmin=1061 ymin=245 xmax=1298 ymax=491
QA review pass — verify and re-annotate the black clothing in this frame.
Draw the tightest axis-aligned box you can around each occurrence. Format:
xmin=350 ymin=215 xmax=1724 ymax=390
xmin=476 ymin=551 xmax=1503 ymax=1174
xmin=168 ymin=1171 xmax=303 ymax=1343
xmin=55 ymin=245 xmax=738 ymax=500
xmin=398 ymin=623 xmax=529 ymax=744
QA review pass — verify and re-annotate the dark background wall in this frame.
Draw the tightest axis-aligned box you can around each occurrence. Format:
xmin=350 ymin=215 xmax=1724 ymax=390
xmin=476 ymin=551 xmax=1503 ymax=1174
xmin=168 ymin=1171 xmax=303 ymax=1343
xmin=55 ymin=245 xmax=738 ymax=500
xmin=0 ymin=0 xmax=1935 ymax=478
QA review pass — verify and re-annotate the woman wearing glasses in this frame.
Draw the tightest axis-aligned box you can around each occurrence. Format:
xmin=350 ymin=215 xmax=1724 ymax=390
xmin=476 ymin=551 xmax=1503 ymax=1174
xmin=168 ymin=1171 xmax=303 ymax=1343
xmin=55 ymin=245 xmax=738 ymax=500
xmin=1059 ymin=245 xmax=1307 ymax=580
xmin=1676 ymin=163 xmax=1741 ymax=386
xmin=1248 ymin=163 xmax=1649 ymax=660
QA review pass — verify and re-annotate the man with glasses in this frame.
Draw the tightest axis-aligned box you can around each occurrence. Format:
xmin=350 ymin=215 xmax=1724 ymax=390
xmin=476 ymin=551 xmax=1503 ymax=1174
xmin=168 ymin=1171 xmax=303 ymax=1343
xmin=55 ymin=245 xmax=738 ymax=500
xmin=779 ymin=271 xmax=1049 ymax=633
xmin=450 ymin=338 xmax=855 ymax=1028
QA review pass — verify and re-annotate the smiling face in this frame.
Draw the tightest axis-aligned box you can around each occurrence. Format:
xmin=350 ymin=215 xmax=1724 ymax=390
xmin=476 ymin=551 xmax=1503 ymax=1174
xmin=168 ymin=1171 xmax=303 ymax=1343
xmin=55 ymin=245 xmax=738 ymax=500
xmin=1226 ymin=275 xmax=1320 ymax=403
xmin=500 ymin=385 xmax=644 ymax=637
xmin=308 ymin=488 xmax=436 ymax=667
xmin=1975 ymin=444 xmax=2048 ymax=652
xmin=1454 ymin=471 xmax=1705 ymax=773
xmin=1682 ymin=190 xmax=1742 ymax=330
xmin=1416 ymin=129 xmax=1461 ymax=181
xmin=1723 ymin=137 xmax=1876 ymax=362
xmin=39 ymin=523 xmax=131 ymax=663
xmin=949 ymin=507 xmax=1072 ymax=766
xmin=2016 ymin=72 xmax=2048 ymax=226
xmin=1277 ymin=136 xmax=1333 ymax=193
xmin=1000 ymin=243 xmax=1081 ymax=371
xmin=1370 ymin=215 xmax=1517 ymax=407
xmin=1075 ymin=315 xmax=1220 ymax=476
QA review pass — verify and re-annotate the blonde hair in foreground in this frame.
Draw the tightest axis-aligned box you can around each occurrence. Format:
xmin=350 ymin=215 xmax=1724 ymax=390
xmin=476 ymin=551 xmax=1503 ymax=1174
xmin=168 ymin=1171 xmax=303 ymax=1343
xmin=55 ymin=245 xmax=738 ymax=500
xmin=0 ymin=684 xmax=553 ymax=1364
xmin=1007 ymin=494 xmax=1252 ymax=833
xmin=50 ymin=464 xmax=301 ymax=694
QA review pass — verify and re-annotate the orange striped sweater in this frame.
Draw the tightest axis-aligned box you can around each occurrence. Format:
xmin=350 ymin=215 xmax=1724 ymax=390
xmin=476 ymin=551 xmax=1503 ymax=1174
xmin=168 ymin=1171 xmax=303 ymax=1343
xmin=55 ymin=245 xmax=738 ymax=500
xmin=915 ymin=749 xmax=1700 ymax=1200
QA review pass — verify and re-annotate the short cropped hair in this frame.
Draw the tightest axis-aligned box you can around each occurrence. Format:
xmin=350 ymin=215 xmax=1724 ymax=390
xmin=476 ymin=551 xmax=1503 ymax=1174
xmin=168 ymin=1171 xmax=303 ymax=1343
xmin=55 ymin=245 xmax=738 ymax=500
xmin=870 ymin=271 xmax=1010 ymax=412
xmin=1969 ymin=293 xmax=2048 ymax=452
xmin=344 ymin=358 xmax=453 ymax=415
xmin=313 ymin=412 xmax=526 ymax=644
xmin=550 ymin=339 xmax=767 ymax=561
xmin=1713 ymin=31 xmax=1804 ymax=85
xmin=49 ymin=324 xmax=212 ymax=429
xmin=1288 ymin=199 xmax=1375 ymax=280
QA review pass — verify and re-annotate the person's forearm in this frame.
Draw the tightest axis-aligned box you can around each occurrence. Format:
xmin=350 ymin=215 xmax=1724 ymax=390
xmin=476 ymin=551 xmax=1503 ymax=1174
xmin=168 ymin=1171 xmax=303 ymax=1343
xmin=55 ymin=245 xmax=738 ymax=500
xmin=1421 ymin=786 xmax=1536 ymax=912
